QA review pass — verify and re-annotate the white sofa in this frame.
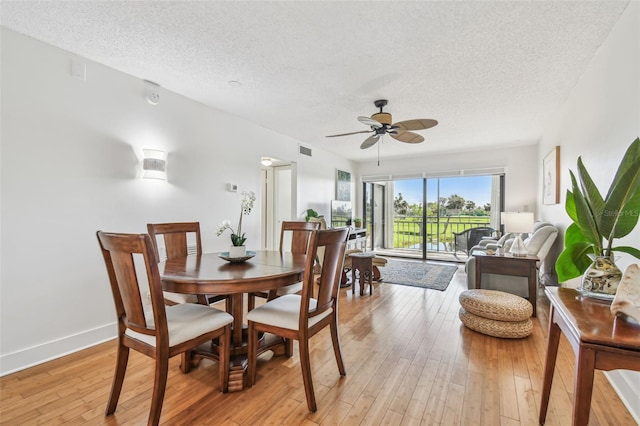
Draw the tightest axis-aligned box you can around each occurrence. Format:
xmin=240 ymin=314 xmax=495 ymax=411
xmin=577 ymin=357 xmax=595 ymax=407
xmin=465 ymin=222 xmax=558 ymax=298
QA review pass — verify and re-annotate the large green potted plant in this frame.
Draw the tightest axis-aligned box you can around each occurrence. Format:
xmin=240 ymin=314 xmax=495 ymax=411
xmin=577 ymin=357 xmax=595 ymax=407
xmin=555 ymin=137 xmax=640 ymax=294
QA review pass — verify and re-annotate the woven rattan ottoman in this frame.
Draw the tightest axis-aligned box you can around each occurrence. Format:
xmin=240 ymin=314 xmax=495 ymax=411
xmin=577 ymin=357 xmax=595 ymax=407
xmin=458 ymin=289 xmax=533 ymax=338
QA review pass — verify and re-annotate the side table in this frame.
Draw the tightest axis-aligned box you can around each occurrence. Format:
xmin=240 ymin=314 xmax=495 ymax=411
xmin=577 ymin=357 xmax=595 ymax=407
xmin=539 ymin=287 xmax=640 ymax=425
xmin=473 ymin=252 xmax=539 ymax=316
xmin=350 ymin=252 xmax=376 ymax=295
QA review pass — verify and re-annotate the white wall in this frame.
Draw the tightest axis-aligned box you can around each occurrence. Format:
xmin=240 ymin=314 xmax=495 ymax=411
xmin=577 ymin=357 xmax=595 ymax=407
xmin=0 ymin=28 xmax=354 ymax=374
xmin=538 ymin=2 xmax=640 ymax=422
xmin=356 ymin=144 xmax=539 ymax=216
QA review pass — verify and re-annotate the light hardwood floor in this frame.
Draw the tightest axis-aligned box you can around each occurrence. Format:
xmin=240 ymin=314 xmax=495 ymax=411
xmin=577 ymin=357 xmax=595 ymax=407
xmin=1 ymin=264 xmax=636 ymax=425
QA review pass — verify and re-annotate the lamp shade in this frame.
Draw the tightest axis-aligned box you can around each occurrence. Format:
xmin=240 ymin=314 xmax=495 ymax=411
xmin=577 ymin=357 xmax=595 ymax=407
xmin=503 ymin=212 xmax=534 ymax=233
xmin=142 ymin=149 xmax=167 ymax=180
xmin=503 ymin=212 xmax=534 ymax=256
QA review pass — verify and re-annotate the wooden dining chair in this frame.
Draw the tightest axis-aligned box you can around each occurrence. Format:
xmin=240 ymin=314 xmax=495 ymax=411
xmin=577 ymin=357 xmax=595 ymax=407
xmin=246 ymin=228 xmax=349 ymax=412
xmin=247 ymin=220 xmax=320 ymax=311
xmin=147 ymin=222 xmax=229 ymax=309
xmin=96 ymin=231 xmax=233 ymax=426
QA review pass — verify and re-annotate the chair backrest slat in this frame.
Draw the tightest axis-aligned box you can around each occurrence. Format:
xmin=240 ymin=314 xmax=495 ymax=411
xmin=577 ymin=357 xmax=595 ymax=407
xmin=279 ymin=221 xmax=320 ymax=255
xmin=97 ymin=231 xmax=168 ymax=339
xmin=112 ymin=250 xmax=148 ymax=328
xmin=301 ymin=228 xmax=348 ymax=322
xmin=147 ymin=222 xmax=203 ymax=261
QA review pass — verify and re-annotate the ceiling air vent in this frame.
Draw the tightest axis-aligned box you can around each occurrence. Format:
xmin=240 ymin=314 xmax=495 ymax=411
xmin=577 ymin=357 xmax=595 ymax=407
xmin=299 ymin=145 xmax=312 ymax=157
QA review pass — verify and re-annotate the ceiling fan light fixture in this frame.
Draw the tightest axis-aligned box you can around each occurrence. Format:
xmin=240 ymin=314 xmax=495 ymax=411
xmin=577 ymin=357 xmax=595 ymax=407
xmin=371 ymin=112 xmax=392 ymax=125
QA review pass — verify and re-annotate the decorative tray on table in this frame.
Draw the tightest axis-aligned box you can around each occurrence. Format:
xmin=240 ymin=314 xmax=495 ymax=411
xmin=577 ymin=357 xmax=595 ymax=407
xmin=218 ymin=251 xmax=256 ymax=263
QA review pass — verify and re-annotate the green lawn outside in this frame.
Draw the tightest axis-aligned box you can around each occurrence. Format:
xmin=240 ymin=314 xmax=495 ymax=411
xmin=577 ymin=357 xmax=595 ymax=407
xmin=392 ymin=216 xmax=492 ymax=249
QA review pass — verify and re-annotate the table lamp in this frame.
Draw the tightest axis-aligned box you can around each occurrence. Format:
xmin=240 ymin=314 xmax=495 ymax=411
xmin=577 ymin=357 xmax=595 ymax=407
xmin=503 ymin=212 xmax=534 ymax=256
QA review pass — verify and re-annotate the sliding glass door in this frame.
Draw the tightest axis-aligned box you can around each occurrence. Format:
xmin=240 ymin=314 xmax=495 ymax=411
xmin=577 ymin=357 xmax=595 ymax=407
xmin=363 ymin=174 xmax=503 ymax=260
xmin=364 ymin=182 xmax=385 ymax=250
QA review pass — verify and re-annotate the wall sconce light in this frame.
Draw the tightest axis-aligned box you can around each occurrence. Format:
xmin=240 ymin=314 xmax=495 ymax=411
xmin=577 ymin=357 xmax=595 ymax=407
xmin=142 ymin=149 xmax=167 ymax=180
xmin=261 ymin=157 xmax=273 ymax=166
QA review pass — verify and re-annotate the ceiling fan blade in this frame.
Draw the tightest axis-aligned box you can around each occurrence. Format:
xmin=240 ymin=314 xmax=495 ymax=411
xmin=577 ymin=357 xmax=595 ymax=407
xmin=325 ymin=130 xmax=373 ymax=138
xmin=360 ymin=134 xmax=380 ymax=149
xmin=391 ymin=131 xmax=424 ymax=144
xmin=357 ymin=116 xmax=382 ymax=128
xmin=393 ymin=118 xmax=438 ymax=131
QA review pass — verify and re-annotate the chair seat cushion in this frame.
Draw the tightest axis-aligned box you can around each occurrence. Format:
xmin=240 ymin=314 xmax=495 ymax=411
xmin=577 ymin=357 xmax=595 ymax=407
xmin=126 ymin=303 xmax=233 ymax=347
xmin=247 ymin=294 xmax=332 ymax=331
xmin=276 ymin=282 xmax=303 ymax=296
xmin=372 ymin=256 xmax=388 ymax=267
xmin=459 ymin=289 xmax=532 ymax=321
xmin=343 ymin=249 xmax=387 ymax=269
xmin=343 ymin=249 xmax=363 ymax=268
xmin=163 ymin=291 xmax=198 ymax=304
xmin=459 ymin=307 xmax=533 ymax=338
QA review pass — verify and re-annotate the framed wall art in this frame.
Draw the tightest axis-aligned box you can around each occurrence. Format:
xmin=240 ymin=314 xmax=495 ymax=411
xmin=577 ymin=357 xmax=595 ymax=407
xmin=543 ymin=146 xmax=560 ymax=205
xmin=335 ymin=169 xmax=351 ymax=201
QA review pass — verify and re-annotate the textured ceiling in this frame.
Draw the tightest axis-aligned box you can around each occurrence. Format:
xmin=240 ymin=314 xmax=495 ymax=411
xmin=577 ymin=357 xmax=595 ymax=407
xmin=0 ymin=1 xmax=629 ymax=162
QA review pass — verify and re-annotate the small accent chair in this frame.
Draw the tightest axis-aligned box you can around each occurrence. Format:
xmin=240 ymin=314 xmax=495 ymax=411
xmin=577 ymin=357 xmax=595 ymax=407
xmin=469 ymin=232 xmax=517 ymax=255
xmin=246 ymin=228 xmax=349 ymax=412
xmin=248 ymin=220 xmax=320 ymax=311
xmin=453 ymin=227 xmax=495 ymax=259
xmin=97 ymin=231 xmax=233 ymax=426
xmin=147 ymin=222 xmax=228 ymax=309
xmin=469 ymin=222 xmax=554 ymax=256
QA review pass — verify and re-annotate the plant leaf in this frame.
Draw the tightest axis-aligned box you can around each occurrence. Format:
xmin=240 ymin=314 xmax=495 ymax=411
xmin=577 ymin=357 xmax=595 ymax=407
xmin=570 ymin=171 xmax=602 ymax=249
xmin=565 ymin=190 xmax=578 ymax=223
xmin=563 ymin=223 xmax=589 ymax=248
xmin=555 ymin=241 xmax=594 ymax=282
xmin=604 ymin=137 xmax=640 ymax=200
xmin=612 ymin=245 xmax=640 ymax=260
xmin=577 ymin=157 xmax=605 ymax=223
xmin=600 ymin=138 xmax=640 ymax=241
xmin=601 ymin=161 xmax=640 ymax=240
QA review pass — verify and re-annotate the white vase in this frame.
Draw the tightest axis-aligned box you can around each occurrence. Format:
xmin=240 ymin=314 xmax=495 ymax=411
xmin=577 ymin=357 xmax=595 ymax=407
xmin=229 ymin=245 xmax=246 ymax=258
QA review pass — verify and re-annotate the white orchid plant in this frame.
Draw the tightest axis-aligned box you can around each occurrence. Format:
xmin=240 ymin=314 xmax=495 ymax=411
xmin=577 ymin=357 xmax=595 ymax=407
xmin=216 ymin=190 xmax=256 ymax=246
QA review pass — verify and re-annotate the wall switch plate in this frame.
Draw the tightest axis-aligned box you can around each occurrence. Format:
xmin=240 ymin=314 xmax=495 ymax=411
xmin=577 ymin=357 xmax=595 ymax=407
xmin=70 ymin=59 xmax=86 ymax=81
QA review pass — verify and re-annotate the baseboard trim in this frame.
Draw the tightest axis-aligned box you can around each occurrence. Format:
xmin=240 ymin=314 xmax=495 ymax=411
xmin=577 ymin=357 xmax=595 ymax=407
xmin=605 ymin=370 xmax=640 ymax=424
xmin=0 ymin=322 xmax=116 ymax=376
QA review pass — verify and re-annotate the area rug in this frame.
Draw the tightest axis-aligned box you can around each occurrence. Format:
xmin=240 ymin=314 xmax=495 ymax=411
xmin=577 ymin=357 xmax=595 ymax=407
xmin=381 ymin=259 xmax=458 ymax=291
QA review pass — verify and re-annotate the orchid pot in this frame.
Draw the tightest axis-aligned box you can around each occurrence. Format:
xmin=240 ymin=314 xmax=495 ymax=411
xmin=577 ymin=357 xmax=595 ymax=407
xmin=229 ymin=245 xmax=247 ymax=258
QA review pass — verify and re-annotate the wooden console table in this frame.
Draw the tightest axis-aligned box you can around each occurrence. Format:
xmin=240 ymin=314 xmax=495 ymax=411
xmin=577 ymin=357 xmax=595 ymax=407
xmin=473 ymin=252 xmax=539 ymax=316
xmin=539 ymin=287 xmax=640 ymax=425
xmin=347 ymin=227 xmax=367 ymax=250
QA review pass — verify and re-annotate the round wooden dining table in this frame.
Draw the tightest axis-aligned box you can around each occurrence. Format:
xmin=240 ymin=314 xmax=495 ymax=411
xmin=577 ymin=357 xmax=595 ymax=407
xmin=159 ymin=250 xmax=307 ymax=391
